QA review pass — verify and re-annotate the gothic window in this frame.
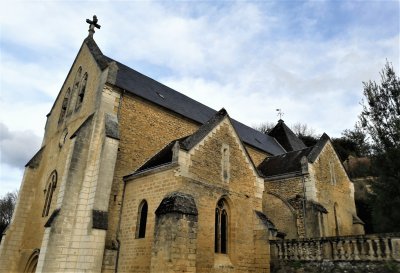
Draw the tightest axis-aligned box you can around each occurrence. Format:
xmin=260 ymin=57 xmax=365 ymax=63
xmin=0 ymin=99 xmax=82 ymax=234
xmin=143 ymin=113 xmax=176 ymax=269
xmin=42 ymin=171 xmax=57 ymax=217
xmin=58 ymin=88 xmax=70 ymax=124
xmin=24 ymin=249 xmax=39 ymax=273
xmin=75 ymin=72 xmax=88 ymax=110
xmin=68 ymin=67 xmax=82 ymax=116
xmin=136 ymin=200 xmax=148 ymax=238
xmin=215 ymin=198 xmax=228 ymax=254
xmin=221 ymin=144 xmax=230 ymax=182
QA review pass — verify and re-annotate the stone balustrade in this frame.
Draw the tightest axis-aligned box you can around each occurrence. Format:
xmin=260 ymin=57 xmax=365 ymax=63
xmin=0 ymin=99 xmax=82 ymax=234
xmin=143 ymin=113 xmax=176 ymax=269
xmin=270 ymin=233 xmax=400 ymax=262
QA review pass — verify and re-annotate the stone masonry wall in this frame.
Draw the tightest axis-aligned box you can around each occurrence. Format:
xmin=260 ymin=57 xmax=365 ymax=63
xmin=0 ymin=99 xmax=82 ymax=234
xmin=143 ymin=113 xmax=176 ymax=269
xmin=309 ymin=141 xmax=359 ymax=237
xmin=264 ymin=177 xmax=305 ymax=238
xmin=0 ymin=42 xmax=107 ymax=273
xmin=118 ymin=168 xmax=182 ymax=273
xmin=106 ymin=91 xmax=199 ymax=251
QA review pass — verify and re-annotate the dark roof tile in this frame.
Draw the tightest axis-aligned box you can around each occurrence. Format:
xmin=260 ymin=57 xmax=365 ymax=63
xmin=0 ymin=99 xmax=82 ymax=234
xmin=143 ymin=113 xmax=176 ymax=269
xmin=268 ymin=119 xmax=306 ymax=152
xmin=99 ymin=54 xmax=285 ymax=155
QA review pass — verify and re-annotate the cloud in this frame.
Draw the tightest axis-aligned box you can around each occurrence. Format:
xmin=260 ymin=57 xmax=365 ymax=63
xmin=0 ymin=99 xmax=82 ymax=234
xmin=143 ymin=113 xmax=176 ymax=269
xmin=0 ymin=123 xmax=41 ymax=168
xmin=0 ymin=1 xmax=398 ymax=197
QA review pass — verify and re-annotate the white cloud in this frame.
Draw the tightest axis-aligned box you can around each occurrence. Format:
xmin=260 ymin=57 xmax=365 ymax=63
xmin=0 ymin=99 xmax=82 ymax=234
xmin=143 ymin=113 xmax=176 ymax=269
xmin=0 ymin=1 xmax=398 ymax=196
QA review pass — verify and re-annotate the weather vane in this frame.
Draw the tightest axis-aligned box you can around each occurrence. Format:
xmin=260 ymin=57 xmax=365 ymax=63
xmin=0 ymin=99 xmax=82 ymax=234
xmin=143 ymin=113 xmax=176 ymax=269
xmin=276 ymin=109 xmax=284 ymax=120
xmin=86 ymin=15 xmax=101 ymax=37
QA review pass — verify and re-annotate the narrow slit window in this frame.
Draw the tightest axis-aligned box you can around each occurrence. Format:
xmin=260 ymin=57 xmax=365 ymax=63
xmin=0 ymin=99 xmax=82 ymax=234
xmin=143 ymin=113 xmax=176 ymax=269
xmin=221 ymin=144 xmax=230 ymax=182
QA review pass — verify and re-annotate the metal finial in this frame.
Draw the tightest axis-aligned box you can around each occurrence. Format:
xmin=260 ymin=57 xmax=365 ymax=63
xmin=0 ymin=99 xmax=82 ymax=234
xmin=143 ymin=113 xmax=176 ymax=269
xmin=86 ymin=15 xmax=101 ymax=37
xmin=276 ymin=109 xmax=284 ymax=120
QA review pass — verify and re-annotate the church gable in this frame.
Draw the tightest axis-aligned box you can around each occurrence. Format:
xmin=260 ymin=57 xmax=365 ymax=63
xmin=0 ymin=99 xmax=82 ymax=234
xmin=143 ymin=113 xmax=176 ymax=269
xmin=44 ymin=38 xmax=109 ymax=143
xmin=177 ymin=109 xmax=263 ymax=197
xmin=308 ymin=134 xmax=350 ymax=188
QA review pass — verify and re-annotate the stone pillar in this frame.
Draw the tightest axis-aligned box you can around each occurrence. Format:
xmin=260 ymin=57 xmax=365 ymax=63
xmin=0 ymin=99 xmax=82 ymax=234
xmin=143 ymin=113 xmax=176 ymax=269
xmin=254 ymin=211 xmax=276 ymax=273
xmin=151 ymin=192 xmax=198 ymax=273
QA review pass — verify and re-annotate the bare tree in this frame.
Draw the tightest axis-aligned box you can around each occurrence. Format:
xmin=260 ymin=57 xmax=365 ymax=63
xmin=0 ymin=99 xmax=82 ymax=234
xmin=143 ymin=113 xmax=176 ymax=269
xmin=290 ymin=122 xmax=316 ymax=138
xmin=252 ymin=122 xmax=276 ymax=134
xmin=0 ymin=191 xmax=18 ymax=241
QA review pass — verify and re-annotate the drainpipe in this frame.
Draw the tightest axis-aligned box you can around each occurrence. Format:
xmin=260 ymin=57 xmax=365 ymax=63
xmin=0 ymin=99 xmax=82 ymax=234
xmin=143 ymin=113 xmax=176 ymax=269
xmin=301 ymin=175 xmax=307 ymax=237
xmin=300 ymin=156 xmax=308 ymax=237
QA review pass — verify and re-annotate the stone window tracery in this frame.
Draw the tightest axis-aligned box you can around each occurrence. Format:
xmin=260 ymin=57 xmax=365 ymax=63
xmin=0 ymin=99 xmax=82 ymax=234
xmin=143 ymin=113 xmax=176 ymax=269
xmin=58 ymin=88 xmax=71 ymax=124
xmin=215 ymin=198 xmax=228 ymax=254
xmin=75 ymin=72 xmax=88 ymax=110
xmin=68 ymin=67 xmax=82 ymax=116
xmin=136 ymin=200 xmax=148 ymax=238
xmin=42 ymin=171 xmax=57 ymax=217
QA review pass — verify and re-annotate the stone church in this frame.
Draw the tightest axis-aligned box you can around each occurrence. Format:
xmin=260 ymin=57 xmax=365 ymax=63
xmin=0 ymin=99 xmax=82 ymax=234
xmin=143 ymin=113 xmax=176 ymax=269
xmin=0 ymin=18 xmax=364 ymax=273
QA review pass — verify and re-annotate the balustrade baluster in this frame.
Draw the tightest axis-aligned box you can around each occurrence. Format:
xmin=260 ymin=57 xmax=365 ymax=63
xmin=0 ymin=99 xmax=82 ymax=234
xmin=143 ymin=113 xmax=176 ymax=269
xmin=367 ymin=239 xmax=375 ymax=260
xmin=337 ymin=240 xmax=343 ymax=260
xmin=359 ymin=238 xmax=366 ymax=260
xmin=276 ymin=242 xmax=282 ymax=260
xmin=316 ymin=240 xmax=322 ymax=261
xmin=376 ymin=238 xmax=383 ymax=260
xmin=304 ymin=242 xmax=309 ymax=260
xmin=332 ymin=240 xmax=338 ymax=260
xmin=284 ymin=242 xmax=288 ymax=260
xmin=383 ymin=238 xmax=391 ymax=260
xmin=353 ymin=239 xmax=360 ymax=260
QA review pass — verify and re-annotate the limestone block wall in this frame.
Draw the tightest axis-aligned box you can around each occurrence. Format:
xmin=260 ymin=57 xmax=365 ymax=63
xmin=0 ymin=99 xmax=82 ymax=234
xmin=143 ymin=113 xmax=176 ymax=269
xmin=106 ymin=90 xmax=269 ymax=251
xmin=308 ymin=142 xmax=359 ymax=236
xmin=246 ymin=146 xmax=270 ymax=167
xmin=263 ymin=193 xmax=297 ymax=239
xmin=151 ymin=192 xmax=198 ymax=273
xmin=118 ymin=168 xmax=182 ymax=273
xmin=106 ymin=91 xmax=199 ymax=249
xmin=264 ymin=177 xmax=305 ymax=238
xmin=185 ymin=120 xmax=264 ymax=205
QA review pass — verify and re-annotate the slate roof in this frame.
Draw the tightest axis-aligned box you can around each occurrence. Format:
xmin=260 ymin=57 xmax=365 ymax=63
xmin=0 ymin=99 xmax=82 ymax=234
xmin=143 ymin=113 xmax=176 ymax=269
xmin=268 ymin=119 xmax=306 ymax=152
xmin=258 ymin=133 xmax=332 ymax=178
xmin=131 ymin=109 xmax=261 ymax=176
xmin=135 ymin=136 xmax=187 ymax=173
xmin=131 ymin=109 xmax=230 ymax=174
xmin=257 ymin=146 xmax=313 ymax=177
xmin=83 ymin=38 xmax=285 ymax=156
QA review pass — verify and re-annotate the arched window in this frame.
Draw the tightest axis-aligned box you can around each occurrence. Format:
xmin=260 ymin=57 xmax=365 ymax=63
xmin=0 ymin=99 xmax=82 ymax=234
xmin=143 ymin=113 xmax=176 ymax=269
xmin=24 ymin=249 xmax=39 ymax=273
xmin=68 ymin=67 xmax=82 ymax=116
xmin=75 ymin=72 xmax=88 ymax=110
xmin=58 ymin=88 xmax=71 ymax=124
xmin=136 ymin=200 xmax=148 ymax=238
xmin=215 ymin=198 xmax=228 ymax=253
xmin=42 ymin=171 xmax=57 ymax=217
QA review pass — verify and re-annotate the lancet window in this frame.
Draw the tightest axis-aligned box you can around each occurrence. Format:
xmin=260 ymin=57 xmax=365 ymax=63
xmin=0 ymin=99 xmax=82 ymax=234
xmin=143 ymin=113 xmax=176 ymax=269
xmin=42 ymin=171 xmax=57 ymax=217
xmin=58 ymin=88 xmax=71 ymax=124
xmin=215 ymin=198 xmax=228 ymax=254
xmin=75 ymin=72 xmax=88 ymax=110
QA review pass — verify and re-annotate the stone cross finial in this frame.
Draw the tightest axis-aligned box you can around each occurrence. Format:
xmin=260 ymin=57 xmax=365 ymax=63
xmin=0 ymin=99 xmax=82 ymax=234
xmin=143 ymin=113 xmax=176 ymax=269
xmin=86 ymin=15 xmax=101 ymax=37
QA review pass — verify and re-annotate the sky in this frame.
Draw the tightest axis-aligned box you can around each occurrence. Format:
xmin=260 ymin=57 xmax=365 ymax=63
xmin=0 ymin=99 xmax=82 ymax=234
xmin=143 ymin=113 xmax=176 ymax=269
xmin=0 ymin=0 xmax=399 ymax=196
